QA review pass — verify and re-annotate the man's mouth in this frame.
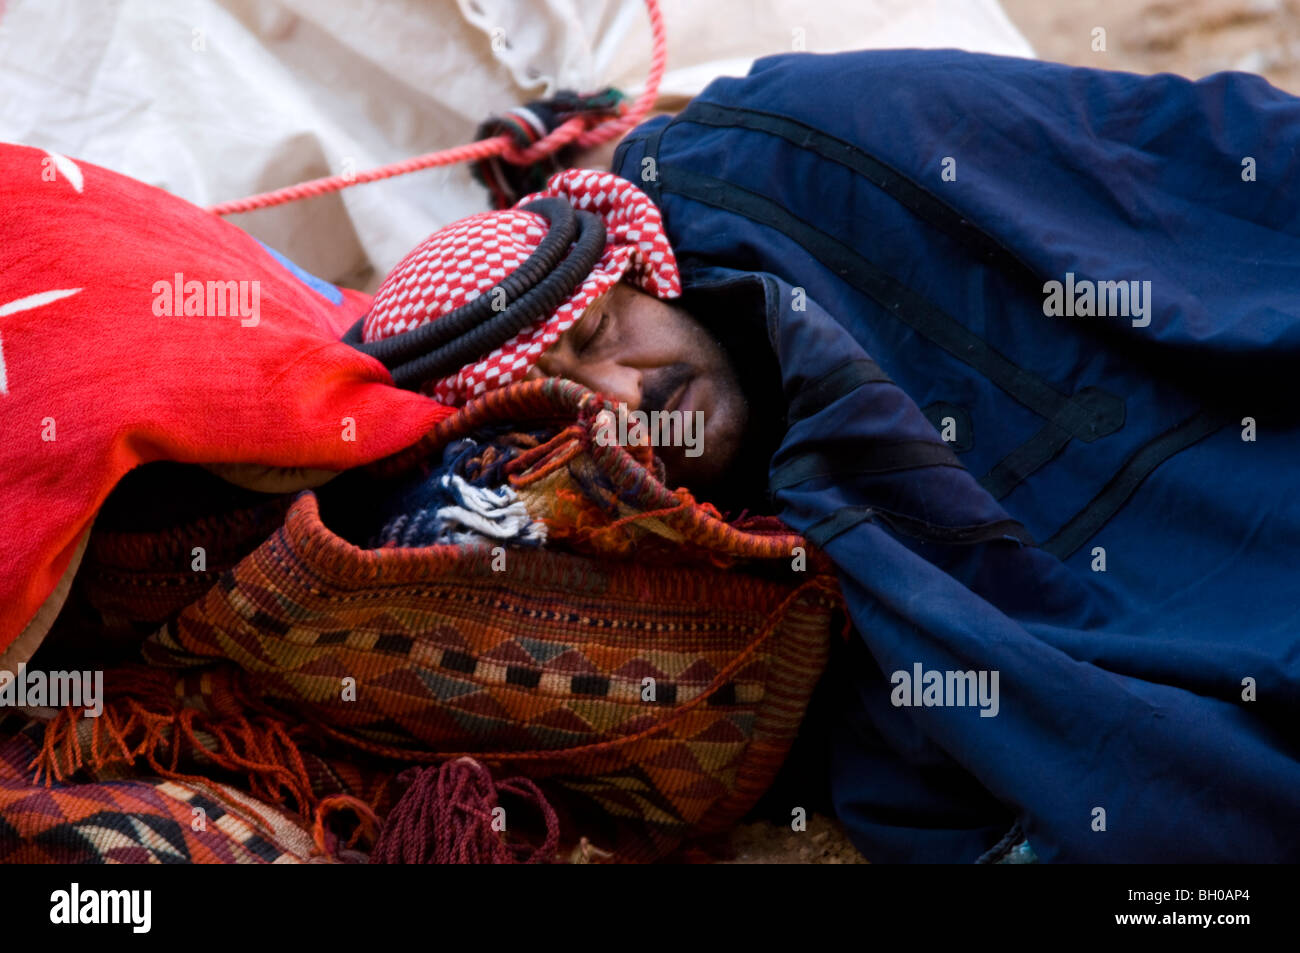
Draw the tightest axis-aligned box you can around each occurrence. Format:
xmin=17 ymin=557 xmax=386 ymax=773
xmin=664 ymin=377 xmax=693 ymax=415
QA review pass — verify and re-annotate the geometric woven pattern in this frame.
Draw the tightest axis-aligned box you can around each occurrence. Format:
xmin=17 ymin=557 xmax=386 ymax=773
xmin=30 ymin=379 xmax=838 ymax=862
xmin=0 ymin=713 xmax=318 ymax=864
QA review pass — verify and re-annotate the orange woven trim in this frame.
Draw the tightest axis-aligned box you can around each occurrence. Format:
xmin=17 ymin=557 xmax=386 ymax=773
xmin=279 ymin=491 xmax=828 ymax=616
xmin=301 ymin=376 xmax=823 ymax=574
xmin=362 ymin=378 xmax=594 ymax=481
xmin=361 ymin=378 xmax=813 ymax=554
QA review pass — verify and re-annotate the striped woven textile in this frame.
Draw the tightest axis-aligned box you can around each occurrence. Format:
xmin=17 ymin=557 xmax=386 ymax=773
xmin=25 ymin=379 xmax=839 ymax=862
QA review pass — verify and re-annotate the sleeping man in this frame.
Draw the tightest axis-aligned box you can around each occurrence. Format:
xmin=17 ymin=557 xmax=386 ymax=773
xmin=355 ymin=47 xmax=1300 ymax=863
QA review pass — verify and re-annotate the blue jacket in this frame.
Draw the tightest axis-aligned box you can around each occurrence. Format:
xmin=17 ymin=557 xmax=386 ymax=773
xmin=611 ymin=49 xmax=1300 ymax=862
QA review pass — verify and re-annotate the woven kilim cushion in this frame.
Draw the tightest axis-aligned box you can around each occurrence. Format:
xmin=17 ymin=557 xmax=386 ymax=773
xmin=32 ymin=379 xmax=839 ymax=862
xmin=0 ymin=712 xmax=322 ymax=864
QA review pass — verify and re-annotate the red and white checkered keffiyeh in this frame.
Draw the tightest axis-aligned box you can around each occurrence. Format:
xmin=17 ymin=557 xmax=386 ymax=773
xmin=362 ymin=169 xmax=682 ymax=405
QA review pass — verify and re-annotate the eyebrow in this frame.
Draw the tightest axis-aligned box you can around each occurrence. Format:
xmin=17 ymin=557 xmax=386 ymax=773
xmin=562 ymin=294 xmax=609 ymax=345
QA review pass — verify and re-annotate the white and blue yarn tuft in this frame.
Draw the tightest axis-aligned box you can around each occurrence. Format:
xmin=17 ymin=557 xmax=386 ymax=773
xmin=371 ymin=437 xmax=547 ymax=549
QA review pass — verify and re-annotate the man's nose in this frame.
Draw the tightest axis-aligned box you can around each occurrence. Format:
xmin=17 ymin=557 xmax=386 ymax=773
xmin=586 ymin=362 xmax=643 ymax=410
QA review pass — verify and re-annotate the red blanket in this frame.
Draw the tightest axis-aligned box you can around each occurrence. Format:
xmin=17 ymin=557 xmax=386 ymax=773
xmin=0 ymin=143 xmax=453 ymax=651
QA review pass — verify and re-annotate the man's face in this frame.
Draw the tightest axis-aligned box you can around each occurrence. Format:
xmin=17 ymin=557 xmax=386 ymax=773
xmin=524 ymin=281 xmax=748 ymax=490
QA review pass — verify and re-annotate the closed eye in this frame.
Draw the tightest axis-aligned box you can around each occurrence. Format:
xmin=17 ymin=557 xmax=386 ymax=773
xmin=577 ymin=310 xmax=611 ymax=355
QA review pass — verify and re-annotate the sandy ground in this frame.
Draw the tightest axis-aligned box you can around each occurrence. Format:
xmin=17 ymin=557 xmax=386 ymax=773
xmin=1003 ymin=0 xmax=1300 ymax=92
xmin=722 ymin=813 xmax=867 ymax=864
xmin=727 ymin=0 xmax=1296 ymax=864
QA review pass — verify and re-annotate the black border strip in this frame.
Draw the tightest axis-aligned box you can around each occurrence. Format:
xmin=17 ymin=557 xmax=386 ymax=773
xmin=615 ymin=121 xmax=670 ymax=207
xmin=1042 ymin=409 xmax=1227 ymax=560
xmin=787 ymin=357 xmax=893 ymax=424
xmin=677 ymin=100 xmax=1043 ymax=288
xmin=656 ymin=167 xmax=1107 ymax=439
xmin=770 ymin=440 xmax=963 ymax=491
xmin=806 ymin=504 xmax=1035 ymax=549
xmin=979 ymin=423 xmax=1073 ymax=500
